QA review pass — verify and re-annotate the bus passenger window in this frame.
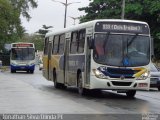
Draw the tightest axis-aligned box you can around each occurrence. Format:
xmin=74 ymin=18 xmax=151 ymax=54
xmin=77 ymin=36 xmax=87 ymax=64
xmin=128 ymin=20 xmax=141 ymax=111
xmin=78 ymin=30 xmax=85 ymax=53
xmin=53 ymin=36 xmax=59 ymax=54
xmin=59 ymin=34 xmax=65 ymax=54
xmin=70 ymin=32 xmax=78 ymax=54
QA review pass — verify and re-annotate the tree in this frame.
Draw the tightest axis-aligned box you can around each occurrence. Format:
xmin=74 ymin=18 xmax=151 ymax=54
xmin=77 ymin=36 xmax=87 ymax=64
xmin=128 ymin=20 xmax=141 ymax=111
xmin=0 ymin=0 xmax=20 ymax=49
xmin=79 ymin=0 xmax=122 ymax=22
xmin=36 ymin=25 xmax=53 ymax=38
xmin=79 ymin=0 xmax=160 ymax=60
xmin=9 ymin=0 xmax=38 ymax=21
xmin=0 ymin=0 xmax=37 ymax=51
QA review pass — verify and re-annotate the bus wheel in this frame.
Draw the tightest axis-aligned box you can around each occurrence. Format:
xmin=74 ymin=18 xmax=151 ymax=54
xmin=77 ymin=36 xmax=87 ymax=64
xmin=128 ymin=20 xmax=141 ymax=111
xmin=30 ymin=70 xmax=34 ymax=74
xmin=126 ymin=90 xmax=136 ymax=98
xmin=77 ymin=73 xmax=87 ymax=95
xmin=11 ymin=69 xmax=15 ymax=73
xmin=158 ymin=86 xmax=160 ymax=91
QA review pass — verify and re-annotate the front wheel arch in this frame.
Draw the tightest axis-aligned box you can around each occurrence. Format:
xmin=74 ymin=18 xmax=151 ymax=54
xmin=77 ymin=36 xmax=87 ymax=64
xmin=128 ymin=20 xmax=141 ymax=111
xmin=77 ymin=71 xmax=89 ymax=95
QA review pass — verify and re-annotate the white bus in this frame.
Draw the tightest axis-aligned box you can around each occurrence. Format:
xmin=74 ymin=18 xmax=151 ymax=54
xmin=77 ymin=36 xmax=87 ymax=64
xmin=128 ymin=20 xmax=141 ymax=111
xmin=43 ymin=19 xmax=151 ymax=98
xmin=10 ymin=42 xmax=35 ymax=73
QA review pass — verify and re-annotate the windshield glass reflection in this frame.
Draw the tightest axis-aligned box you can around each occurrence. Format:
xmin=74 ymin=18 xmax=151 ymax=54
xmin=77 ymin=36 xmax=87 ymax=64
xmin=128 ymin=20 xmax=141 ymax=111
xmin=11 ymin=48 xmax=35 ymax=60
xmin=93 ymin=34 xmax=150 ymax=67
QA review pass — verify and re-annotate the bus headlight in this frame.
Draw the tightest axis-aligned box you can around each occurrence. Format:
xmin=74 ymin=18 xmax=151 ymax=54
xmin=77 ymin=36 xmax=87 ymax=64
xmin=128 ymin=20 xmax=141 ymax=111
xmin=28 ymin=62 xmax=35 ymax=66
xmin=137 ymin=71 xmax=149 ymax=80
xmin=11 ymin=62 xmax=17 ymax=66
xmin=93 ymin=69 xmax=108 ymax=79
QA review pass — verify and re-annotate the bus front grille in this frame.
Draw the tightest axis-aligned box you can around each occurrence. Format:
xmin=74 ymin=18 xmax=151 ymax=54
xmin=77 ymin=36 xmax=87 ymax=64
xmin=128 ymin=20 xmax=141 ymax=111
xmin=106 ymin=67 xmax=140 ymax=78
xmin=111 ymin=81 xmax=132 ymax=86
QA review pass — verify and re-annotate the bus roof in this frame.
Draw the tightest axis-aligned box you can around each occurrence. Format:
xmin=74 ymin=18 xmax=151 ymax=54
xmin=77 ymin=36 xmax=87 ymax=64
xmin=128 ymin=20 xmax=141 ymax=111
xmin=11 ymin=42 xmax=34 ymax=45
xmin=45 ymin=19 xmax=149 ymax=37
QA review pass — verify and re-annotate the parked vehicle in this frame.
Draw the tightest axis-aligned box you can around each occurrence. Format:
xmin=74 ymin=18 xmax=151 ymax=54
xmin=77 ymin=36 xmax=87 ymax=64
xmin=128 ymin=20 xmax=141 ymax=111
xmin=150 ymin=63 xmax=160 ymax=91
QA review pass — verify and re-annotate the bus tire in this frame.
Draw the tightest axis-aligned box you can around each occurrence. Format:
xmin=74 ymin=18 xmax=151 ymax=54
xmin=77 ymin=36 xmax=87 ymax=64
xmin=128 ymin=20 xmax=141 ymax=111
xmin=126 ymin=90 xmax=136 ymax=98
xmin=158 ymin=86 xmax=160 ymax=91
xmin=11 ymin=69 xmax=15 ymax=73
xmin=30 ymin=70 xmax=34 ymax=74
xmin=77 ymin=73 xmax=88 ymax=95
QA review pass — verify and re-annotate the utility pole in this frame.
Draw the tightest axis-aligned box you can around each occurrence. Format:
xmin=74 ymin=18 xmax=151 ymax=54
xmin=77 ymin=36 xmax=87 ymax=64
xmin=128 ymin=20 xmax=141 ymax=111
xmin=69 ymin=16 xmax=79 ymax=25
xmin=52 ymin=0 xmax=80 ymax=28
xmin=64 ymin=0 xmax=67 ymax=28
xmin=121 ymin=0 xmax=125 ymax=19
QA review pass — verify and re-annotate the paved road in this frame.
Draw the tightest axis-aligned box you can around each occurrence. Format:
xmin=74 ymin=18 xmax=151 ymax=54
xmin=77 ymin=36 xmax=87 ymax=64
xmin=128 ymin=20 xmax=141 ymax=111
xmin=0 ymin=67 xmax=160 ymax=120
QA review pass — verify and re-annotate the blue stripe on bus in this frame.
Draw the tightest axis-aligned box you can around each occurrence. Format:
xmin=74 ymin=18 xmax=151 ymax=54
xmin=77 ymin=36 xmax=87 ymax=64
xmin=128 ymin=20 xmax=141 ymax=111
xmin=10 ymin=65 xmax=35 ymax=71
xmin=97 ymin=67 xmax=135 ymax=78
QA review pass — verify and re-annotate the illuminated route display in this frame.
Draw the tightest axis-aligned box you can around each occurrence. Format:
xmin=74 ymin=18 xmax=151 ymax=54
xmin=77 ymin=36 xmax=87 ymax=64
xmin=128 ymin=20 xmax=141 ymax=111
xmin=12 ymin=43 xmax=33 ymax=48
xmin=95 ymin=22 xmax=149 ymax=34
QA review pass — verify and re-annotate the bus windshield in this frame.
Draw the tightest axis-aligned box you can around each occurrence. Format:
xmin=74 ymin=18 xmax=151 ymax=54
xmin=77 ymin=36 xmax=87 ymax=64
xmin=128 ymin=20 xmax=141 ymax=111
xmin=11 ymin=48 xmax=35 ymax=60
xmin=93 ymin=34 xmax=150 ymax=67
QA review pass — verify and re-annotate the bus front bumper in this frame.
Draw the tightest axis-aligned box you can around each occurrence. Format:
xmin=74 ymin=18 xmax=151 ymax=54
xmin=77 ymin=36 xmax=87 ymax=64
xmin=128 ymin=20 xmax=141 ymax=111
xmin=10 ymin=65 xmax=35 ymax=71
xmin=89 ymin=75 xmax=150 ymax=91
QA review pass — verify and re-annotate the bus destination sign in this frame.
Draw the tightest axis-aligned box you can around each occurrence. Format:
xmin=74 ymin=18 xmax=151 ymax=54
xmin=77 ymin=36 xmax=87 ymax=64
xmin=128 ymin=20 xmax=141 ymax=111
xmin=13 ymin=43 xmax=33 ymax=47
xmin=95 ymin=22 xmax=149 ymax=34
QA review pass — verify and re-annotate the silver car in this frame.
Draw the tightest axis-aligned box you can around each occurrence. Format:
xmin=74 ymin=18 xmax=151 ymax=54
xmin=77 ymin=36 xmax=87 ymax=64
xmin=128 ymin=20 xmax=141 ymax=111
xmin=150 ymin=63 xmax=160 ymax=91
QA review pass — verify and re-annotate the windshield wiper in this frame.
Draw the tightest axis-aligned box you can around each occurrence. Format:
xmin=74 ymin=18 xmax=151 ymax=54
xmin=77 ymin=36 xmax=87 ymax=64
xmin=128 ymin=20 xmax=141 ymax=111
xmin=122 ymin=34 xmax=138 ymax=67
xmin=103 ymin=32 xmax=110 ymax=54
xmin=127 ymin=33 xmax=138 ymax=48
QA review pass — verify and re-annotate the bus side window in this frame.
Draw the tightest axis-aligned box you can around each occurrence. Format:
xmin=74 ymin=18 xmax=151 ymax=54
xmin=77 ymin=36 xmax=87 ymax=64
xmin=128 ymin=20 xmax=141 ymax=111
xmin=70 ymin=32 xmax=78 ymax=54
xmin=59 ymin=34 xmax=65 ymax=54
xmin=77 ymin=29 xmax=85 ymax=53
xmin=53 ymin=35 xmax=59 ymax=54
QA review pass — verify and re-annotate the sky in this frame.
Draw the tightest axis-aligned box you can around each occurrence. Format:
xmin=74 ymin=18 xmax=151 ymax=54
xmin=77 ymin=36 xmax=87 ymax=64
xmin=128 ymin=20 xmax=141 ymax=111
xmin=21 ymin=0 xmax=91 ymax=34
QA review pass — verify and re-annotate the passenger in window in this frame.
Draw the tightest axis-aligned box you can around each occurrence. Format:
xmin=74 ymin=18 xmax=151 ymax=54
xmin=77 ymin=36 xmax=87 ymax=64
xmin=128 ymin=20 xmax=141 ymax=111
xmin=95 ymin=41 xmax=104 ymax=56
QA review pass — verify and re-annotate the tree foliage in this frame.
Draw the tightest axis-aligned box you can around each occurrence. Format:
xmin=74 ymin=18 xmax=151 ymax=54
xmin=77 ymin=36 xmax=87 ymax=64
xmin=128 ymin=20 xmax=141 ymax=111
xmin=36 ymin=25 xmax=53 ymax=38
xmin=20 ymin=33 xmax=44 ymax=51
xmin=0 ymin=0 xmax=37 ymax=51
xmin=79 ymin=0 xmax=160 ymax=59
xmin=10 ymin=0 xmax=38 ymax=21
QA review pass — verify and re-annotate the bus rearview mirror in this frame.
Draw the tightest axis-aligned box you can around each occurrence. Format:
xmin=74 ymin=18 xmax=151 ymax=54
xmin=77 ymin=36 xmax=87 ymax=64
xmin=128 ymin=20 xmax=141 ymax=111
xmin=87 ymin=37 xmax=94 ymax=49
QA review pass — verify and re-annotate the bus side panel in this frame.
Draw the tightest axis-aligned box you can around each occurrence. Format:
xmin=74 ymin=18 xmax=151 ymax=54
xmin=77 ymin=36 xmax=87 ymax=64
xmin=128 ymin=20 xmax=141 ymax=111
xmin=67 ymin=55 xmax=85 ymax=86
xmin=51 ymin=55 xmax=64 ymax=84
xmin=43 ymin=55 xmax=49 ymax=80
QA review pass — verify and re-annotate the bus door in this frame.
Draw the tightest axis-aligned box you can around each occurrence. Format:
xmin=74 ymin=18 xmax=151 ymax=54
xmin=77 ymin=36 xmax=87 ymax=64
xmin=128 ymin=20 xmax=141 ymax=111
xmin=43 ymin=38 xmax=52 ymax=80
xmin=64 ymin=33 xmax=71 ymax=86
xmin=48 ymin=42 xmax=52 ymax=80
xmin=85 ymin=27 xmax=93 ymax=86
